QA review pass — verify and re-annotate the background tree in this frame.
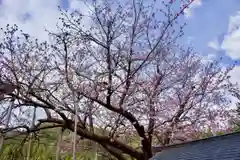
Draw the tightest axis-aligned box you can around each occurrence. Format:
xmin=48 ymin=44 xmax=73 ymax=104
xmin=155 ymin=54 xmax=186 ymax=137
xmin=0 ymin=0 xmax=238 ymax=159
xmin=228 ymin=87 xmax=240 ymax=128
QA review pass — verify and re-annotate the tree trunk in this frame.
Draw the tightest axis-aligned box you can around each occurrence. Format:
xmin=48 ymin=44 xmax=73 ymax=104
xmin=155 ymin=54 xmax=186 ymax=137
xmin=55 ymin=128 xmax=64 ymax=160
xmin=72 ymin=92 xmax=78 ymax=160
xmin=89 ymin=101 xmax=98 ymax=160
xmin=0 ymin=100 xmax=14 ymax=152
xmin=27 ymin=107 xmax=37 ymax=160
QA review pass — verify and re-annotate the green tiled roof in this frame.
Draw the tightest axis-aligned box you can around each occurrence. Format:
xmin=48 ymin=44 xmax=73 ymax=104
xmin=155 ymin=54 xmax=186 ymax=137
xmin=151 ymin=132 xmax=240 ymax=160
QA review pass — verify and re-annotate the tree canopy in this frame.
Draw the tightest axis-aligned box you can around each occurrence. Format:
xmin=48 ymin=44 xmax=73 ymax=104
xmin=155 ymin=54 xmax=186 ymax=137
xmin=0 ymin=0 xmax=239 ymax=159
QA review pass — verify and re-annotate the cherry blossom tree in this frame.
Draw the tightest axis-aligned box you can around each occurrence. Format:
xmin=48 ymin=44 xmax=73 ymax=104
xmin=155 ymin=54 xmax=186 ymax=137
xmin=0 ymin=0 xmax=238 ymax=159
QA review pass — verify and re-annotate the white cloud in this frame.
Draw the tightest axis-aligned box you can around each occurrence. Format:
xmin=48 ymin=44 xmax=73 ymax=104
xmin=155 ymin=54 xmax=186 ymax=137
xmin=0 ymin=0 xmax=64 ymax=118
xmin=207 ymin=53 xmax=217 ymax=60
xmin=221 ymin=11 xmax=240 ymax=60
xmin=0 ymin=0 xmax=92 ymax=119
xmin=229 ymin=66 xmax=240 ymax=87
xmin=184 ymin=0 xmax=202 ymax=18
xmin=202 ymin=53 xmax=217 ymax=65
xmin=0 ymin=0 xmax=63 ymax=41
xmin=227 ymin=11 xmax=240 ymax=33
xmin=208 ymin=39 xmax=220 ymax=50
xmin=228 ymin=66 xmax=240 ymax=109
xmin=186 ymin=36 xmax=195 ymax=44
xmin=0 ymin=0 xmax=91 ymax=41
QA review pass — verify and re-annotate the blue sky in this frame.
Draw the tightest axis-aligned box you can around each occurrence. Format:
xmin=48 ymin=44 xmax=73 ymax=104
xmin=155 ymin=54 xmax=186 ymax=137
xmin=0 ymin=0 xmax=240 ymax=80
xmin=181 ymin=0 xmax=240 ymax=64
xmin=0 ymin=0 xmax=240 ymax=118
xmin=60 ymin=0 xmax=240 ymax=63
xmin=0 ymin=0 xmax=239 ymax=61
